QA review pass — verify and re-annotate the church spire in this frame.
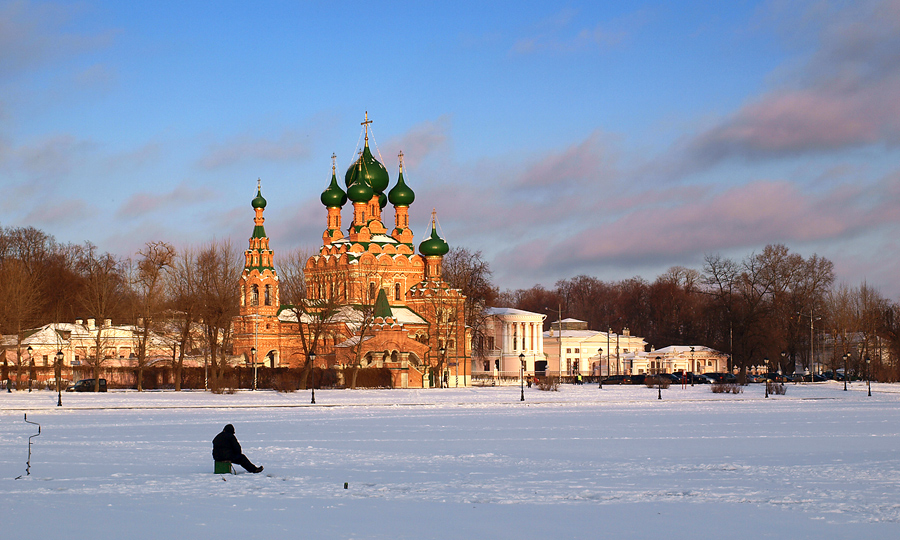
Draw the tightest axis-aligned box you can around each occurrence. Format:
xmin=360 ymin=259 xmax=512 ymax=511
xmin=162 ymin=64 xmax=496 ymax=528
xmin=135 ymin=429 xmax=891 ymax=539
xmin=361 ymin=111 xmax=372 ymax=147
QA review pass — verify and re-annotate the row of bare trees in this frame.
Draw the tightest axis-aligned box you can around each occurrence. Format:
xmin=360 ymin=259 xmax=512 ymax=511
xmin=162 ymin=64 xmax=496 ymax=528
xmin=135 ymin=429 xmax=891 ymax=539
xmin=500 ymin=244 xmax=900 ymax=381
xmin=0 ymin=225 xmax=241 ymax=390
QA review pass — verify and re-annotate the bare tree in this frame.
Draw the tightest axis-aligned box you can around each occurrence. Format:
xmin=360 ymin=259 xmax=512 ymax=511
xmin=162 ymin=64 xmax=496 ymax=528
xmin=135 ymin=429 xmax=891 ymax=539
xmin=130 ymin=241 xmax=175 ymax=391
xmin=442 ymin=247 xmax=496 ymax=364
xmin=168 ymin=247 xmax=200 ymax=390
xmin=278 ymin=246 xmax=347 ymax=389
xmin=76 ymin=243 xmax=125 ymax=392
xmin=195 ymin=240 xmax=240 ymax=388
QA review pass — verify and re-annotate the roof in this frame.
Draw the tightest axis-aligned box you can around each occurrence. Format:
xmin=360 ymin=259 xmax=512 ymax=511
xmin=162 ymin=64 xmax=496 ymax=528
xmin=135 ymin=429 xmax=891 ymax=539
xmin=485 ymin=307 xmax=546 ymax=318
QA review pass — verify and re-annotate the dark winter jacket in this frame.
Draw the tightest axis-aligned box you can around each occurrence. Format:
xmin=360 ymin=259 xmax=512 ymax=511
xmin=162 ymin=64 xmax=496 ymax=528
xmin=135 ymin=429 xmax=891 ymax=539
xmin=212 ymin=424 xmax=242 ymax=461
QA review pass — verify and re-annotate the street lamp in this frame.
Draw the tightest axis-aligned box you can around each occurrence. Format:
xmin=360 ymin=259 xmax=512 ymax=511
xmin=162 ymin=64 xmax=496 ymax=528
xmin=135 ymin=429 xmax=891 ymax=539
xmin=764 ymin=357 xmax=770 ymax=398
xmin=598 ymin=348 xmax=603 ymax=389
xmin=866 ymin=356 xmax=871 ymax=397
xmin=519 ymin=352 xmax=525 ymax=402
xmin=250 ymin=347 xmax=257 ymax=391
xmin=439 ymin=346 xmax=446 ymax=389
xmin=55 ymin=351 xmax=63 ymax=407
xmin=309 ymin=351 xmax=316 ymax=404
xmin=842 ymin=352 xmax=850 ymax=391
xmin=656 ymin=355 xmax=662 ymax=400
xmin=690 ymin=346 xmax=695 ymax=387
xmin=27 ymin=346 xmax=33 ymax=392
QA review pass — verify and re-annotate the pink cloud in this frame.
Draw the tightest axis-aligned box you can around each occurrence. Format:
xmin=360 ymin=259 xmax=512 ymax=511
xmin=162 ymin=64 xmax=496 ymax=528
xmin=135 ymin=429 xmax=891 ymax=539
xmin=683 ymin=0 xmax=900 ymax=166
xmin=117 ymin=182 xmax=218 ymax=218
xmin=197 ymin=130 xmax=312 ymax=170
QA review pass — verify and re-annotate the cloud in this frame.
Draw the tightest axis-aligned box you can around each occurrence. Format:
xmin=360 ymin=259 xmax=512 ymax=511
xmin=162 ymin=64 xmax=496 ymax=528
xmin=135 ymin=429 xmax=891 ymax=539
xmin=512 ymin=8 xmax=647 ymax=54
xmin=0 ymin=1 xmax=116 ymax=80
xmin=197 ymin=130 xmax=312 ymax=170
xmin=682 ymin=0 xmax=900 ymax=168
xmin=117 ymin=182 xmax=218 ymax=219
xmin=379 ymin=116 xmax=452 ymax=170
xmin=483 ymin=166 xmax=900 ymax=286
xmin=23 ymin=198 xmax=94 ymax=228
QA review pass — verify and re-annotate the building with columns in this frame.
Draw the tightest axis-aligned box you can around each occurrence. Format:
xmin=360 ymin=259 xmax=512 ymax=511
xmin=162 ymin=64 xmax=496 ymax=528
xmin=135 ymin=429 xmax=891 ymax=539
xmin=631 ymin=345 xmax=728 ymax=375
xmin=231 ymin=114 xmax=470 ymax=388
xmin=543 ymin=319 xmax=648 ymax=376
xmin=476 ymin=308 xmax=546 ymax=376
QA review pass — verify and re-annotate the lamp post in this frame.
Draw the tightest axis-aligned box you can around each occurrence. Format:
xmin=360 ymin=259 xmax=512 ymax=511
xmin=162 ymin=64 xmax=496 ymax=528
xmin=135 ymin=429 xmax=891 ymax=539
xmin=309 ymin=351 xmax=316 ymax=404
xmin=519 ymin=352 xmax=525 ymax=402
xmin=780 ymin=351 xmax=786 ymax=383
xmin=842 ymin=352 xmax=850 ymax=391
xmin=439 ymin=346 xmax=446 ymax=389
xmin=656 ymin=355 xmax=662 ymax=400
xmin=27 ymin=346 xmax=33 ymax=392
xmin=690 ymin=346 xmax=695 ymax=387
xmin=598 ymin=348 xmax=603 ymax=389
xmin=250 ymin=347 xmax=257 ymax=391
xmin=764 ymin=357 xmax=770 ymax=398
xmin=55 ymin=351 xmax=63 ymax=407
xmin=866 ymin=356 xmax=871 ymax=397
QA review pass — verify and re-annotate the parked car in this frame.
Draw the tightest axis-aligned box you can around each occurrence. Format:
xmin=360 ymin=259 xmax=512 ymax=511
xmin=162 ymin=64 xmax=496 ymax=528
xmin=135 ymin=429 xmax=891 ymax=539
xmin=630 ymin=374 xmax=646 ymax=385
xmin=66 ymin=378 xmax=108 ymax=392
xmin=602 ymin=375 xmax=631 ymax=385
xmin=704 ymin=372 xmax=737 ymax=384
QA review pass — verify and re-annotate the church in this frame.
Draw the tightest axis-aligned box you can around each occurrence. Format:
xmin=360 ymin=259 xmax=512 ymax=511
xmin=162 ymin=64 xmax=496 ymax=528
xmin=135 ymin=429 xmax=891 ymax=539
xmin=232 ymin=115 xmax=470 ymax=388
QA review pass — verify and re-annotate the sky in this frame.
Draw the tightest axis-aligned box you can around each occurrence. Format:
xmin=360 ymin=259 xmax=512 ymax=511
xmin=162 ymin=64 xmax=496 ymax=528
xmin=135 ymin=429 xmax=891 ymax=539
xmin=2 ymin=0 xmax=899 ymax=297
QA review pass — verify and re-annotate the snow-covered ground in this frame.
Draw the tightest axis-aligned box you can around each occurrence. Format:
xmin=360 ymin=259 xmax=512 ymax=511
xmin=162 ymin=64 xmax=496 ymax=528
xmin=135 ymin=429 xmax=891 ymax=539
xmin=2 ymin=382 xmax=899 ymax=539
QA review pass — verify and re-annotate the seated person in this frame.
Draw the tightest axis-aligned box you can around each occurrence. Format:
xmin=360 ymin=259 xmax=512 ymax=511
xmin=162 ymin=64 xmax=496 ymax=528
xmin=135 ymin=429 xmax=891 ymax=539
xmin=212 ymin=424 xmax=263 ymax=473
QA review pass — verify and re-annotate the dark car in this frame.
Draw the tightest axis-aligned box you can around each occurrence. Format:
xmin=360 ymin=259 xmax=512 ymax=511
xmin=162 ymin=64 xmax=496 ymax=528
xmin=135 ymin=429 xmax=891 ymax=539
xmin=66 ymin=378 xmax=108 ymax=392
xmin=630 ymin=374 xmax=646 ymax=385
xmin=602 ymin=375 xmax=631 ymax=385
xmin=704 ymin=372 xmax=737 ymax=384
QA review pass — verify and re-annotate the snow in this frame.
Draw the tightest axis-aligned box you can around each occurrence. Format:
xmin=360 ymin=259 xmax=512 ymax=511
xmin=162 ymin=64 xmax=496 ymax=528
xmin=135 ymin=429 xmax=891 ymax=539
xmin=3 ymin=382 xmax=899 ymax=539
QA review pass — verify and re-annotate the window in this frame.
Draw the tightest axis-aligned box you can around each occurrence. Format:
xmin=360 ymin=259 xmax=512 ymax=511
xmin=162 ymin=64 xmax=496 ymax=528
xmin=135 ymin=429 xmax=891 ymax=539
xmin=487 ymin=336 xmax=495 ymax=350
xmin=264 ymin=285 xmax=271 ymax=306
xmin=251 ymin=285 xmax=259 ymax=306
xmin=566 ymin=348 xmax=571 ymax=354
xmin=574 ymin=348 xmax=580 ymax=353
xmin=369 ymin=283 xmax=376 ymax=302
xmin=395 ymin=282 xmax=401 ymax=301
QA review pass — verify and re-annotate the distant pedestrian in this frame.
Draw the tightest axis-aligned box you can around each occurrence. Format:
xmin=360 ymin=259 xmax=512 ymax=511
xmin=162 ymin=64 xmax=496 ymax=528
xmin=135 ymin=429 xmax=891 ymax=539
xmin=212 ymin=424 xmax=263 ymax=473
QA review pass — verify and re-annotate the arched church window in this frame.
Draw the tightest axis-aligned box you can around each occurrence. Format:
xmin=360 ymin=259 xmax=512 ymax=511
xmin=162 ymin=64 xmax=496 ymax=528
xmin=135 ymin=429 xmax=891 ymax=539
xmin=369 ymin=282 xmax=376 ymax=302
xmin=395 ymin=282 xmax=401 ymax=301
xmin=264 ymin=285 xmax=271 ymax=306
xmin=251 ymin=285 xmax=259 ymax=306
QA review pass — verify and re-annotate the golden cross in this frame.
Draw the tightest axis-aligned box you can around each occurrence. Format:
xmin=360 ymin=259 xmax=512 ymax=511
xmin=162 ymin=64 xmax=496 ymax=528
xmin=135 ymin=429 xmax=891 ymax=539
xmin=398 ymin=150 xmax=404 ymax=171
xmin=361 ymin=111 xmax=372 ymax=142
xmin=257 ymin=177 xmax=261 ymax=191
xmin=431 ymin=208 xmax=437 ymax=227
xmin=331 ymin=153 xmax=336 ymax=175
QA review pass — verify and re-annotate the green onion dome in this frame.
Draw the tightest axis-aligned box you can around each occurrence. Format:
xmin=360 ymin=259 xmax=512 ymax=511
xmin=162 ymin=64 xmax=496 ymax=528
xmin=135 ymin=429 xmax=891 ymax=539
xmin=419 ymin=222 xmax=449 ymax=256
xmin=388 ymin=171 xmax=415 ymax=206
xmin=320 ymin=172 xmax=348 ymax=208
xmin=345 ymin=145 xmax=390 ymax=194
xmin=379 ymin=192 xmax=387 ymax=209
xmin=347 ymin=166 xmax=374 ymax=203
xmin=251 ymin=188 xmax=267 ymax=209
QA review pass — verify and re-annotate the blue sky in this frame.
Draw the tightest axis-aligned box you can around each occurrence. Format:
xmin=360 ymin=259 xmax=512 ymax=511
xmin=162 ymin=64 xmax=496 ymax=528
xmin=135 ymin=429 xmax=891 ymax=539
xmin=2 ymin=0 xmax=899 ymax=297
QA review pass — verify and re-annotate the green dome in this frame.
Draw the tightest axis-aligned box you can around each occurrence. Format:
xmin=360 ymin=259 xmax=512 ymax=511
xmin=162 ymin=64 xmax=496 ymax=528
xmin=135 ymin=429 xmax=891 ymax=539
xmin=320 ymin=172 xmax=348 ymax=208
xmin=251 ymin=189 xmax=267 ymax=209
xmin=347 ymin=176 xmax=374 ymax=203
xmin=345 ymin=145 xmax=389 ymax=194
xmin=378 ymin=192 xmax=387 ymax=209
xmin=419 ymin=223 xmax=449 ymax=256
xmin=388 ymin=171 xmax=415 ymax=206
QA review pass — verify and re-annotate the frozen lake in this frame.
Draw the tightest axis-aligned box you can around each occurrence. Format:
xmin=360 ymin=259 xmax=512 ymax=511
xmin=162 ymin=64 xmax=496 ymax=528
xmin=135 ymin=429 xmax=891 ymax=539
xmin=2 ymin=382 xmax=899 ymax=539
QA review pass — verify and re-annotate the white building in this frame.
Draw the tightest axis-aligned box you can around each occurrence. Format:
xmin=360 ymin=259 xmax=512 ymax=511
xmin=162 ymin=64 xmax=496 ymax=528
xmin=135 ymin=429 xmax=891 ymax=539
xmin=631 ymin=345 xmax=728 ymax=375
xmin=543 ymin=319 xmax=648 ymax=376
xmin=476 ymin=307 xmax=546 ymax=376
